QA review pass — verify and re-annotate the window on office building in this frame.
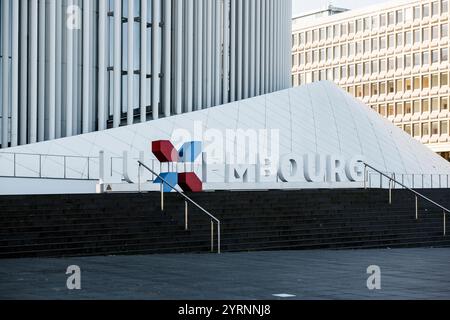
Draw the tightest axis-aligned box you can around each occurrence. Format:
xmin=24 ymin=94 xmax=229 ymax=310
xmin=333 ymin=67 xmax=339 ymax=79
xmin=371 ymin=15 xmax=378 ymax=29
xmin=372 ymin=60 xmax=379 ymax=73
xmin=333 ymin=25 xmax=340 ymax=38
xmin=341 ymin=66 xmax=347 ymax=78
xmin=413 ymin=123 xmax=421 ymax=137
xmin=423 ymin=75 xmax=430 ymax=89
xmin=371 ymin=83 xmax=378 ymax=95
xmin=432 ymin=98 xmax=440 ymax=112
xmin=406 ymin=78 xmax=412 ymax=90
xmin=299 ymin=33 xmax=305 ymax=45
xmin=380 ymin=82 xmax=387 ymax=94
xmin=405 ymin=101 xmax=412 ymax=113
xmin=363 ymin=84 xmax=370 ymax=96
xmin=356 ymin=41 xmax=363 ymax=55
xmin=432 ymin=1 xmax=439 ymax=16
xmin=396 ymin=79 xmax=403 ymax=92
xmin=327 ymin=47 xmax=332 ymax=60
xmin=432 ymin=26 xmax=439 ymax=40
xmin=356 ymin=19 xmax=363 ymax=32
xmin=364 ymin=17 xmax=371 ymax=31
xmin=423 ymin=99 xmax=430 ymax=112
xmin=423 ymin=4 xmax=430 ymax=17
xmin=380 ymin=59 xmax=387 ymax=72
xmin=396 ymin=9 xmax=403 ymax=24
xmin=388 ymin=103 xmax=395 ymax=116
xmin=364 ymin=61 xmax=370 ymax=75
xmin=356 ymin=63 xmax=363 ymax=76
xmin=349 ymin=43 xmax=355 ymax=56
xmin=341 ymin=23 xmax=348 ymax=35
xmin=441 ymin=120 xmax=449 ymax=135
xmin=431 ymin=49 xmax=439 ymax=64
xmin=405 ymin=30 xmax=412 ymax=45
xmin=313 ymin=29 xmax=319 ymax=42
xmin=396 ymin=102 xmax=404 ymax=116
xmin=441 ymin=48 xmax=449 ymax=62
xmin=313 ymin=50 xmax=318 ymax=63
xmin=371 ymin=38 xmax=378 ymax=51
xmin=396 ymin=33 xmax=403 ymax=47
xmin=413 ymin=76 xmax=421 ymax=90
xmin=319 ymin=28 xmax=325 ymax=41
xmin=356 ymin=85 xmax=363 ymax=97
xmin=364 ymin=39 xmax=370 ymax=53
xmin=441 ymin=72 xmax=449 ymax=85
xmin=432 ymin=121 xmax=439 ymax=135
xmin=388 ymin=58 xmax=395 ymax=71
xmin=327 ymin=26 xmax=332 ymax=39
xmin=442 ymin=24 xmax=449 ymax=38
xmin=442 ymin=97 xmax=449 ymax=110
xmin=414 ymin=6 xmax=421 ymax=20
xmin=414 ymin=100 xmax=421 ymax=113
xmin=396 ymin=56 xmax=403 ymax=69
xmin=405 ymin=124 xmax=412 ymax=135
xmin=379 ymin=104 xmax=387 ymax=116
xmin=405 ymin=54 xmax=412 ymax=67
xmin=388 ymin=12 xmax=395 ymax=25
xmin=320 ymin=49 xmax=325 ymax=62
xmin=388 ymin=34 xmax=395 ymax=49
xmin=405 ymin=7 xmax=413 ymax=21
xmin=300 ymin=53 xmax=305 ymax=65
xmin=380 ymin=14 xmax=387 ymax=27
xmin=422 ymin=123 xmax=430 ymax=136
xmin=387 ymin=80 xmax=394 ymax=93
xmin=423 ymin=27 xmax=430 ymax=41
xmin=349 ymin=21 xmax=355 ymax=34
xmin=333 ymin=46 xmax=340 ymax=59
xmin=432 ymin=73 xmax=439 ymax=87
xmin=414 ymin=53 xmax=421 ymax=66
xmin=443 ymin=0 xmax=449 ymax=13
xmin=414 ymin=29 xmax=421 ymax=43
xmin=349 ymin=64 xmax=355 ymax=77
xmin=341 ymin=44 xmax=347 ymax=56
xmin=380 ymin=36 xmax=387 ymax=49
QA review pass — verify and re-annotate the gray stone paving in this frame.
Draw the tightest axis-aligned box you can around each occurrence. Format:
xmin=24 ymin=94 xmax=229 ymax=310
xmin=0 ymin=248 xmax=449 ymax=300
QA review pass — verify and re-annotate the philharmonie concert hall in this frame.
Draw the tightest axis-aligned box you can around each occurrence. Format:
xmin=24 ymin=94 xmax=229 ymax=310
xmin=1 ymin=0 xmax=450 ymax=291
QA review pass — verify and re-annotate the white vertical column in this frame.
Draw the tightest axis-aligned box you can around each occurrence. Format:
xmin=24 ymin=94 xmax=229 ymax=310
xmin=236 ymin=0 xmax=242 ymax=101
xmin=163 ymin=0 xmax=172 ymax=117
xmin=174 ymin=0 xmax=183 ymax=115
xmin=19 ymin=0 xmax=28 ymax=145
xmin=2 ymin=0 xmax=10 ymax=148
xmin=30 ymin=0 xmax=38 ymax=143
xmin=249 ymin=0 xmax=255 ymax=97
xmin=185 ymin=0 xmax=194 ymax=112
xmin=82 ymin=0 xmax=91 ymax=132
xmin=38 ymin=0 xmax=45 ymax=141
xmin=127 ymin=0 xmax=134 ymax=126
xmin=140 ymin=0 xmax=148 ymax=122
xmin=229 ymin=0 xmax=236 ymax=102
xmin=214 ymin=0 xmax=221 ymax=105
xmin=287 ymin=0 xmax=292 ymax=88
xmin=55 ymin=0 xmax=62 ymax=138
xmin=98 ymin=0 xmax=107 ymax=130
xmin=223 ymin=0 xmax=230 ymax=104
xmin=66 ymin=0 xmax=74 ymax=136
xmin=243 ymin=0 xmax=249 ymax=99
xmin=269 ymin=0 xmax=274 ymax=92
xmin=48 ymin=0 xmax=57 ymax=140
xmin=194 ymin=0 xmax=203 ymax=110
xmin=152 ymin=0 xmax=161 ymax=120
xmin=10 ymin=0 xmax=19 ymax=147
xmin=206 ymin=0 xmax=213 ymax=107
xmin=113 ymin=0 xmax=122 ymax=128
xmin=255 ymin=0 xmax=261 ymax=96
xmin=202 ymin=0 xmax=208 ymax=107
xmin=261 ymin=0 xmax=266 ymax=94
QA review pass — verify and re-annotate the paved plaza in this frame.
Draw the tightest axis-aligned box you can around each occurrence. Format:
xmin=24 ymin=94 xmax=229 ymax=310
xmin=0 ymin=249 xmax=449 ymax=300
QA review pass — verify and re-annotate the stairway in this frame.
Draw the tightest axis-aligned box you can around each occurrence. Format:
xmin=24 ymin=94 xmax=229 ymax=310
xmin=0 ymin=189 xmax=449 ymax=259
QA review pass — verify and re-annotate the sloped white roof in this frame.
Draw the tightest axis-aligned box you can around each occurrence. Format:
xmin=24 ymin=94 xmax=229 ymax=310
xmin=2 ymin=81 xmax=450 ymax=182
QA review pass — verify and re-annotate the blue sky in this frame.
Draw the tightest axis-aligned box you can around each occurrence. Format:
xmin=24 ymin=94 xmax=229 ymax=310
xmin=292 ymin=0 xmax=388 ymax=16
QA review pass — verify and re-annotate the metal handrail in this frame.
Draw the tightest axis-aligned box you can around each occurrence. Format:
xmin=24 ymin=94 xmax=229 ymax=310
xmin=361 ymin=161 xmax=448 ymax=236
xmin=137 ymin=160 xmax=221 ymax=254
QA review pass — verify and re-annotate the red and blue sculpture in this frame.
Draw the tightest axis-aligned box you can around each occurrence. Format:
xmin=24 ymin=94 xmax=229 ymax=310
xmin=151 ymin=140 xmax=203 ymax=193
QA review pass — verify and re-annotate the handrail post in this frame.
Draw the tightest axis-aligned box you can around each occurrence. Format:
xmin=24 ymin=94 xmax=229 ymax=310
xmin=415 ymin=196 xmax=418 ymax=220
xmin=444 ymin=212 xmax=446 ymax=237
xmin=185 ymin=201 xmax=188 ymax=231
xmin=160 ymin=184 xmax=164 ymax=211
xmin=364 ymin=165 xmax=367 ymax=189
xmin=218 ymin=221 xmax=221 ymax=254
xmin=211 ymin=220 xmax=214 ymax=253
xmin=138 ymin=163 xmax=141 ymax=193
